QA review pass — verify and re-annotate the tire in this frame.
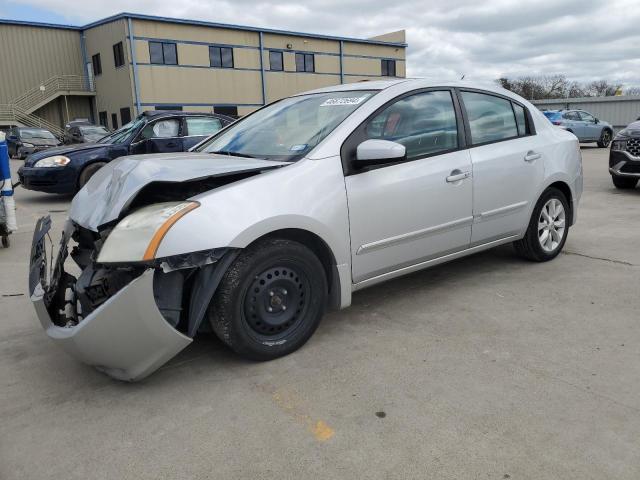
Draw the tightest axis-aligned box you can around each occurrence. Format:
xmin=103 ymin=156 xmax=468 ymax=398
xmin=514 ymin=187 xmax=570 ymax=262
xmin=611 ymin=175 xmax=637 ymax=189
xmin=209 ymin=238 xmax=328 ymax=361
xmin=597 ymin=129 xmax=612 ymax=148
xmin=1 ymin=236 xmax=9 ymax=248
xmin=77 ymin=162 xmax=106 ymax=190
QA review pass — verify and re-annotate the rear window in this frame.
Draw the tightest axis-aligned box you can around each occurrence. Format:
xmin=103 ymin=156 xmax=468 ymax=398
xmin=543 ymin=111 xmax=561 ymax=120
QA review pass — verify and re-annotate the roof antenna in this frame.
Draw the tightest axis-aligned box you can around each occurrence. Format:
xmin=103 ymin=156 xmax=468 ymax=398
xmin=460 ymin=74 xmax=465 ymax=80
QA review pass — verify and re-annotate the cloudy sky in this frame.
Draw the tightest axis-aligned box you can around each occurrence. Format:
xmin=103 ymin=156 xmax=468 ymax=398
xmin=2 ymin=0 xmax=639 ymax=87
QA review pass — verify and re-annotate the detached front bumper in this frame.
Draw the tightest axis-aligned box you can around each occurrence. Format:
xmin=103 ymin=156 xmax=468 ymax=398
xmin=29 ymin=217 xmax=192 ymax=381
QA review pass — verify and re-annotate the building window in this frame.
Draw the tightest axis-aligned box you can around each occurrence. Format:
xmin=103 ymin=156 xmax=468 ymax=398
xmin=155 ymin=105 xmax=183 ymax=111
xmin=269 ymin=51 xmax=283 ymax=71
xmin=113 ymin=42 xmax=125 ymax=68
xmin=149 ymin=41 xmax=178 ymax=65
xmin=98 ymin=111 xmax=108 ymax=127
xmin=120 ymin=107 xmax=132 ymax=125
xmin=92 ymin=53 xmax=102 ymax=76
xmin=111 ymin=113 xmax=119 ymax=130
xmin=209 ymin=46 xmax=234 ymax=68
xmin=214 ymin=106 xmax=238 ymax=117
xmin=295 ymin=53 xmax=314 ymax=73
xmin=381 ymin=59 xmax=396 ymax=77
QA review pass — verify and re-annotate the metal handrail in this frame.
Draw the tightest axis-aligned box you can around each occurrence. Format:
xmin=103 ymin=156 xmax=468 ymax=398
xmin=11 ymin=75 xmax=94 ymax=113
xmin=0 ymin=104 xmax=65 ymax=137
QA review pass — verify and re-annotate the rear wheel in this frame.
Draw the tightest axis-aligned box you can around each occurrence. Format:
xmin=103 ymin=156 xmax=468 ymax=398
xmin=209 ymin=238 xmax=327 ymax=361
xmin=514 ymin=187 xmax=569 ymax=262
xmin=77 ymin=162 xmax=106 ymax=190
xmin=597 ymin=130 xmax=612 ymax=148
xmin=611 ymin=175 xmax=637 ymax=189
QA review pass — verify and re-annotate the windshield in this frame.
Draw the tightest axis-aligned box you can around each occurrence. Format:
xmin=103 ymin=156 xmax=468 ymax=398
xmin=20 ymin=128 xmax=56 ymax=140
xmin=543 ymin=111 xmax=562 ymax=121
xmin=97 ymin=117 xmax=145 ymax=144
xmin=197 ymin=91 xmax=377 ymax=161
xmin=80 ymin=126 xmax=110 ymax=141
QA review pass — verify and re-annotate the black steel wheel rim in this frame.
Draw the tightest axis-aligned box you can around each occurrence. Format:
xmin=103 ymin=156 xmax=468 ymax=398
xmin=243 ymin=265 xmax=310 ymax=339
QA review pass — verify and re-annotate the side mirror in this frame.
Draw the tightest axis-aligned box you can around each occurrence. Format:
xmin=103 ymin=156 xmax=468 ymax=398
xmin=594 ymin=118 xmax=599 ymax=124
xmin=354 ymin=139 xmax=406 ymax=167
xmin=72 ymin=132 xmax=81 ymax=138
xmin=7 ymin=135 xmax=17 ymax=141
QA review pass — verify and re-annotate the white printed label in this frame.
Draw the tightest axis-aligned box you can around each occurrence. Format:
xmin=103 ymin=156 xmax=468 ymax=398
xmin=320 ymin=96 xmax=368 ymax=107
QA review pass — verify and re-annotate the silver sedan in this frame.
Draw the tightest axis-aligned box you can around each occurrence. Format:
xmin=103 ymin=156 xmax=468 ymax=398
xmin=29 ymin=79 xmax=582 ymax=380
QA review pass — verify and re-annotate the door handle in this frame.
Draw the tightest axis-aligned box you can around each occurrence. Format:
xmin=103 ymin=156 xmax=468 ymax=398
xmin=524 ymin=151 xmax=541 ymax=162
xmin=166 ymin=142 xmax=177 ymax=148
xmin=446 ymin=170 xmax=471 ymax=183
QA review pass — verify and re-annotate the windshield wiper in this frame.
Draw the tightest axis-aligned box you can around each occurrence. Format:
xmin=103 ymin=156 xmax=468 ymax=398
xmin=210 ymin=150 xmax=259 ymax=159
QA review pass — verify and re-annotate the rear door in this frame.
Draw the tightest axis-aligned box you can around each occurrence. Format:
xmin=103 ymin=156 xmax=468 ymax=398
xmin=458 ymin=89 xmax=545 ymax=245
xmin=183 ymin=116 xmax=224 ymax=150
xmin=563 ymin=111 xmax=584 ymax=139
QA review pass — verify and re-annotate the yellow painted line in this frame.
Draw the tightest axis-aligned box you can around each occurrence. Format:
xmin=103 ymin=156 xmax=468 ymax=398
xmin=266 ymin=386 xmax=335 ymax=442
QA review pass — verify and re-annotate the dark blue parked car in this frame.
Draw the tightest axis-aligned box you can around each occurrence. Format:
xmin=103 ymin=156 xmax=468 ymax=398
xmin=18 ymin=111 xmax=234 ymax=194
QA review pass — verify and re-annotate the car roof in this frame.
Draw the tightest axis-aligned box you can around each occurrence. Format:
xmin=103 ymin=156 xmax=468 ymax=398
xmin=142 ymin=110 xmax=228 ymax=118
xmin=299 ymin=78 xmax=529 ymax=102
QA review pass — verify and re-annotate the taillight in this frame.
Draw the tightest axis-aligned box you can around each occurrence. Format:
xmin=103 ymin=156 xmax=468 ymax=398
xmin=552 ymin=121 xmax=562 ymax=125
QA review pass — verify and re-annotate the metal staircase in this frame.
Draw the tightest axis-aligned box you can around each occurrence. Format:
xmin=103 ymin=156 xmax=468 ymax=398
xmin=0 ymin=75 xmax=95 ymax=137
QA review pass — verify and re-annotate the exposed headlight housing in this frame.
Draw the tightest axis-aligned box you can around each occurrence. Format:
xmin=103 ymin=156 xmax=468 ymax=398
xmin=97 ymin=201 xmax=200 ymax=263
xmin=34 ymin=155 xmax=71 ymax=168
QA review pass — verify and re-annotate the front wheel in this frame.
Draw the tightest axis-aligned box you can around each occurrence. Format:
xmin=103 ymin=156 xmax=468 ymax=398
xmin=209 ymin=238 xmax=328 ymax=361
xmin=514 ymin=187 xmax=569 ymax=262
xmin=611 ymin=175 xmax=637 ymax=189
xmin=597 ymin=130 xmax=612 ymax=148
xmin=77 ymin=162 xmax=106 ymax=191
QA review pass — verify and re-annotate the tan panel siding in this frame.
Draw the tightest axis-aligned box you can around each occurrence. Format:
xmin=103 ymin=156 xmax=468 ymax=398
xmin=314 ymin=55 xmax=340 ymax=75
xmin=233 ymin=49 xmax=261 ymax=70
xmin=84 ymin=19 xmax=135 ymax=121
xmin=31 ymin=96 xmax=92 ymax=128
xmin=343 ymin=57 xmax=383 ymax=76
xmin=136 ymin=65 xmax=263 ymax=105
xmin=395 ymin=61 xmax=406 ymax=77
xmin=177 ymin=43 xmax=210 ymax=66
xmin=135 ymin=39 xmax=151 ymax=63
xmin=238 ymin=106 xmax=259 ymax=116
xmin=343 ymin=42 xmax=405 ymax=60
xmin=264 ymin=72 xmax=340 ymax=103
xmin=132 ymin=20 xmax=260 ymax=47
xmin=0 ymin=25 xmax=84 ymax=103
xmin=262 ymin=33 xmax=340 ymax=54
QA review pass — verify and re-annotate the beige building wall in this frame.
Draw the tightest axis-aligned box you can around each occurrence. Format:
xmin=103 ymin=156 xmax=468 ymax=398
xmin=32 ymin=97 xmax=93 ymax=127
xmin=84 ymin=18 xmax=135 ymax=129
xmin=0 ymin=24 xmax=85 ymax=103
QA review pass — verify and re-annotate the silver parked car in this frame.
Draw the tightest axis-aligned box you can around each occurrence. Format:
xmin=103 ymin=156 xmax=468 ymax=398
xmin=29 ymin=80 xmax=583 ymax=381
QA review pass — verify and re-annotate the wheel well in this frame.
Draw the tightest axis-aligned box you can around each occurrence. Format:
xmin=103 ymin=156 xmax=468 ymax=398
xmin=547 ymin=181 xmax=573 ymax=224
xmin=248 ymin=228 xmax=338 ymax=307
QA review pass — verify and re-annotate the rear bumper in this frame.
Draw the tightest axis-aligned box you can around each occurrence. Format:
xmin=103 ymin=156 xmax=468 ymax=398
xmin=29 ymin=217 xmax=192 ymax=381
xmin=18 ymin=166 xmax=77 ymax=194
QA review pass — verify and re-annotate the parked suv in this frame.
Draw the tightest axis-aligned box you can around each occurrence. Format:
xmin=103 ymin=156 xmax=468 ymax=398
xmin=18 ymin=111 xmax=234 ymax=194
xmin=609 ymin=120 xmax=640 ymax=189
xmin=543 ymin=109 xmax=613 ymax=147
xmin=29 ymin=80 xmax=582 ymax=380
xmin=6 ymin=127 xmax=61 ymax=159
xmin=64 ymin=123 xmax=110 ymax=144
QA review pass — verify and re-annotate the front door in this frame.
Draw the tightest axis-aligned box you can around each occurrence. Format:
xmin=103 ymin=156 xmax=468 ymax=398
xmin=131 ymin=117 xmax=183 ymax=154
xmin=458 ymin=90 xmax=545 ymax=244
xmin=578 ymin=111 xmax=599 ymax=141
xmin=345 ymin=89 xmax=473 ymax=283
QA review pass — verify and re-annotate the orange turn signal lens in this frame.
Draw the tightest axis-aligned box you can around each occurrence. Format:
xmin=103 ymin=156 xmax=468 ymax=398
xmin=142 ymin=202 xmax=200 ymax=261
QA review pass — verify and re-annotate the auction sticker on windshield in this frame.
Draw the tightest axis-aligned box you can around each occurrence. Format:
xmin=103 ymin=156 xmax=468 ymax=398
xmin=320 ymin=96 xmax=370 ymax=107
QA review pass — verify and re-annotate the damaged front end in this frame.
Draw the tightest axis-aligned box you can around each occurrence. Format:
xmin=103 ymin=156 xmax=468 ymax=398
xmin=29 ymin=216 xmax=237 ymax=381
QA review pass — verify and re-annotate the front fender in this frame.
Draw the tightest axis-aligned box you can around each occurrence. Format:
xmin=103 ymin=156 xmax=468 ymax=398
xmin=154 ymin=157 xmax=351 ymax=265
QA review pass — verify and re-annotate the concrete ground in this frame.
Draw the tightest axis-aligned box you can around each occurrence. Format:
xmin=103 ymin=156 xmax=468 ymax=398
xmin=1 ymin=147 xmax=639 ymax=479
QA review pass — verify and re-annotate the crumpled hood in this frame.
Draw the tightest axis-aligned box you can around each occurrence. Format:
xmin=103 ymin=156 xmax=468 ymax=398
xmin=25 ymin=143 xmax=103 ymax=165
xmin=69 ymin=152 xmax=288 ymax=230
